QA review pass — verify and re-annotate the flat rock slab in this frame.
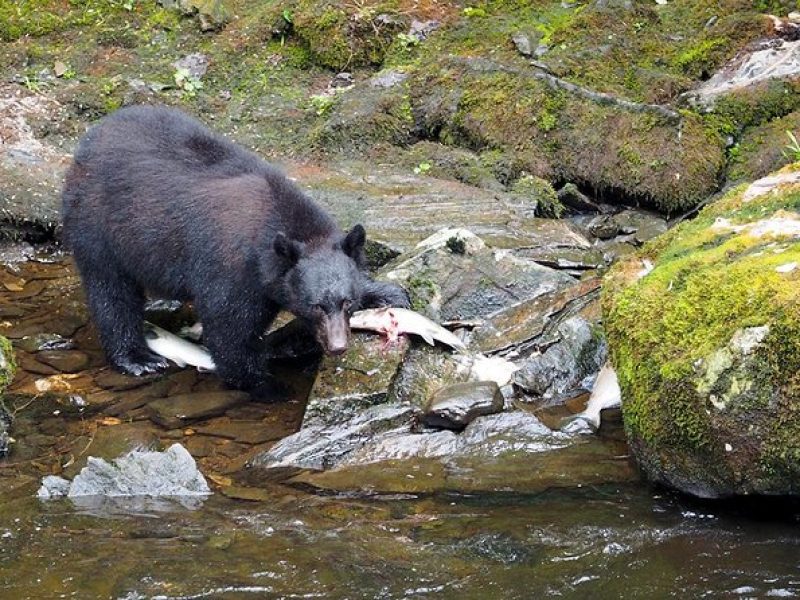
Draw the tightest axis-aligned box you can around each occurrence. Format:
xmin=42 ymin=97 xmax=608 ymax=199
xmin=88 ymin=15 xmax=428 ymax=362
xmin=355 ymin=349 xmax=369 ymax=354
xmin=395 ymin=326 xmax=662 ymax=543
xmin=471 ymin=277 xmax=601 ymax=354
xmin=147 ymin=391 xmax=250 ymax=429
xmin=287 ymin=412 xmax=637 ymax=494
xmin=423 ymin=381 xmax=504 ymax=430
xmin=35 ymin=350 xmax=89 ymax=373
xmin=288 ymin=161 xmax=591 ymax=252
xmin=248 ymin=404 xmax=420 ymax=472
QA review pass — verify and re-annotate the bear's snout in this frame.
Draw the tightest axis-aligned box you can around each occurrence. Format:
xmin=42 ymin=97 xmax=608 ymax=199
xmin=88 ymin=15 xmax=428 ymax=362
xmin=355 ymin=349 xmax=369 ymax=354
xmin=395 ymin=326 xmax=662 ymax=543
xmin=315 ymin=312 xmax=350 ymax=356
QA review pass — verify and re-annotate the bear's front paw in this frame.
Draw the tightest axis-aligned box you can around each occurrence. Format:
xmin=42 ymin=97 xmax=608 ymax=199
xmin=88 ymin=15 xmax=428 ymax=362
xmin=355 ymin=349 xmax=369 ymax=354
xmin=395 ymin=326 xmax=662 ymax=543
xmin=112 ymin=350 xmax=170 ymax=377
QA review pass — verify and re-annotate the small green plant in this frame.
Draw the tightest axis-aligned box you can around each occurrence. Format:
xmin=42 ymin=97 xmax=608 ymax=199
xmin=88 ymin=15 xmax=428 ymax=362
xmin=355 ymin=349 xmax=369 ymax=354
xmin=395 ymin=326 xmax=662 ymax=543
xmin=396 ymin=32 xmax=419 ymax=48
xmin=174 ymin=67 xmax=203 ymax=99
xmin=782 ymin=131 xmax=800 ymax=162
xmin=413 ymin=161 xmax=431 ymax=175
xmin=22 ymin=75 xmax=42 ymax=93
xmin=463 ymin=6 xmax=487 ymax=18
xmin=123 ymin=0 xmax=135 ymax=10
xmin=282 ymin=8 xmax=293 ymax=24
xmin=309 ymin=93 xmax=335 ymax=116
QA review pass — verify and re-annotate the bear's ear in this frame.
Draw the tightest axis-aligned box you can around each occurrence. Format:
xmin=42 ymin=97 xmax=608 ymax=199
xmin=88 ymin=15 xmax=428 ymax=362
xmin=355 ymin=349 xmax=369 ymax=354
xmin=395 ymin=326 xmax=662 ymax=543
xmin=274 ymin=232 xmax=305 ymax=265
xmin=341 ymin=224 xmax=366 ymax=260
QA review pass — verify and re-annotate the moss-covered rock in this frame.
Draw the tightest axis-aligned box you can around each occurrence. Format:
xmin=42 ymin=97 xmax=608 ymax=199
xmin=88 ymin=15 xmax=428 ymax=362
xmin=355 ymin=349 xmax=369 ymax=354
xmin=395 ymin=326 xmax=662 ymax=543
xmin=727 ymin=112 xmax=800 ymax=183
xmin=309 ymin=70 xmax=415 ymax=153
xmin=602 ymin=163 xmax=800 ymax=497
xmin=409 ymin=57 xmax=724 ymax=213
xmin=291 ymin=0 xmax=406 ymax=70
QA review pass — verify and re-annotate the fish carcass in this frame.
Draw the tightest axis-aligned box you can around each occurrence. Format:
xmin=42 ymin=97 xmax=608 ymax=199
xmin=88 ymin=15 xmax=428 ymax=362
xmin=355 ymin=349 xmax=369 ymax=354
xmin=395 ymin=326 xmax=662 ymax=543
xmin=561 ymin=362 xmax=621 ymax=433
xmin=349 ymin=307 xmax=468 ymax=352
xmin=144 ymin=322 xmax=216 ymax=371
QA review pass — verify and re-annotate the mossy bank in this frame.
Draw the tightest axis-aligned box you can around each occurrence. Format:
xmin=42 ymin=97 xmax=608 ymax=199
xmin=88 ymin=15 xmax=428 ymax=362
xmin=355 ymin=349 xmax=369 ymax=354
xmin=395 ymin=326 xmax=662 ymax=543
xmin=603 ymin=164 xmax=800 ymax=498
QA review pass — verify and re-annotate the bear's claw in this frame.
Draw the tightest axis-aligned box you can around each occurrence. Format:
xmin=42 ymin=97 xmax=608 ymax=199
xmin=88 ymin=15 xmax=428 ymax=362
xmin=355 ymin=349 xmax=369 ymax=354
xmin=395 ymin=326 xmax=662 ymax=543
xmin=113 ymin=350 xmax=170 ymax=377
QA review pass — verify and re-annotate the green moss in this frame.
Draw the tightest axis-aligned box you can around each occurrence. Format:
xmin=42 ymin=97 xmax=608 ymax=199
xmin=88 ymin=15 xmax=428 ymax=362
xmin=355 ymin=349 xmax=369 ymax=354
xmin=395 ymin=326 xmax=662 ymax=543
xmin=0 ymin=336 xmax=16 ymax=392
xmin=291 ymin=0 xmax=406 ymax=70
xmin=603 ymin=170 xmax=800 ymax=492
xmin=510 ymin=175 xmax=563 ymax=218
xmin=673 ymin=37 xmax=728 ymax=78
xmin=407 ymin=274 xmax=437 ymax=312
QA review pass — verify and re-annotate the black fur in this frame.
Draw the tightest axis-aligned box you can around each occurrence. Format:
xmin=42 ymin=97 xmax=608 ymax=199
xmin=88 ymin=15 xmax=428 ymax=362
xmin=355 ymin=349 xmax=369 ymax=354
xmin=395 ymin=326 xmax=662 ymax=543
xmin=61 ymin=105 xmax=410 ymax=391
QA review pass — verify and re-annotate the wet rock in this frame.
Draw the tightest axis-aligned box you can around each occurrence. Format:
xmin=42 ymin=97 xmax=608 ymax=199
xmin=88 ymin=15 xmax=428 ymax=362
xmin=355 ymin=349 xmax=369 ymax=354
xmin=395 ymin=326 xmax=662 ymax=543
xmin=196 ymin=420 xmax=286 ymax=445
xmin=604 ymin=165 xmax=800 ymax=497
xmin=383 ymin=229 xmax=576 ymax=322
xmin=557 ymin=183 xmax=602 ymax=213
xmin=16 ymin=333 xmax=73 ymax=353
xmin=102 ymin=380 xmax=171 ymax=417
xmin=0 ymin=403 xmax=11 ymax=458
xmin=302 ymin=333 xmax=409 ymax=428
xmin=248 ymin=404 xmax=419 ymax=471
xmin=423 ymin=381 xmax=504 ymax=431
xmin=471 ymin=277 xmax=601 ymax=355
xmin=35 ymin=350 xmax=89 ymax=373
xmin=146 ymin=391 xmax=249 ymax=429
xmin=296 ymin=162 xmax=587 ymax=252
xmin=513 ymin=315 xmax=607 ymax=402
xmin=289 ymin=411 xmax=635 ymax=494
xmin=94 ymin=369 xmax=153 ymax=391
xmin=37 ymin=444 xmax=210 ymax=498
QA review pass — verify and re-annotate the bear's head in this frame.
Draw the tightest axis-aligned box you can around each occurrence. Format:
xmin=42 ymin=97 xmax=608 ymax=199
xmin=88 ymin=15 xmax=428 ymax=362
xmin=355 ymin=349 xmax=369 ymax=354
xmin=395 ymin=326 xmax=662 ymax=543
xmin=274 ymin=224 xmax=366 ymax=355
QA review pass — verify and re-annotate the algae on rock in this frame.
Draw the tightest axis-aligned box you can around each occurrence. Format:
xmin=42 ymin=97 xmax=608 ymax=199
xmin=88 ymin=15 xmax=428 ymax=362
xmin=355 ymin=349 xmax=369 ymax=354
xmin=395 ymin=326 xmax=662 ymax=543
xmin=603 ymin=163 xmax=800 ymax=497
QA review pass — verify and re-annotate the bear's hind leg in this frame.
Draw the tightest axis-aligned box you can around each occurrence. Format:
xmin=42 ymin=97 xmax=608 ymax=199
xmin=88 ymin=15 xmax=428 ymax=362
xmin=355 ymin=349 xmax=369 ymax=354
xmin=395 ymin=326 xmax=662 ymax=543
xmin=79 ymin=263 xmax=169 ymax=376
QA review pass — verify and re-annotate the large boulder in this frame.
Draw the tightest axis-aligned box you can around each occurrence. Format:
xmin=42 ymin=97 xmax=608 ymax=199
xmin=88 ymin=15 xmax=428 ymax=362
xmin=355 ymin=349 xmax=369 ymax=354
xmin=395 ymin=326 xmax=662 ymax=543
xmin=603 ymin=164 xmax=800 ymax=497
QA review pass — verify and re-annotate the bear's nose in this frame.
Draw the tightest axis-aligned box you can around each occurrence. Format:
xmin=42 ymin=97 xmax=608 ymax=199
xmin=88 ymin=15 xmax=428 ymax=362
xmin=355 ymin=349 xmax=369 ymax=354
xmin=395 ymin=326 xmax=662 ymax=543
xmin=327 ymin=343 xmax=347 ymax=356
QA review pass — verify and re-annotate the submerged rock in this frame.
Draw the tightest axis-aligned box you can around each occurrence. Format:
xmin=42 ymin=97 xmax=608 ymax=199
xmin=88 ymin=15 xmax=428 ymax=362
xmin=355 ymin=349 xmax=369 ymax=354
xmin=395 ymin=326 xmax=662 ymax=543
xmin=37 ymin=444 xmax=210 ymax=498
xmin=603 ymin=163 xmax=800 ymax=498
xmin=146 ymin=391 xmax=249 ymax=429
xmin=423 ymin=381 xmax=504 ymax=430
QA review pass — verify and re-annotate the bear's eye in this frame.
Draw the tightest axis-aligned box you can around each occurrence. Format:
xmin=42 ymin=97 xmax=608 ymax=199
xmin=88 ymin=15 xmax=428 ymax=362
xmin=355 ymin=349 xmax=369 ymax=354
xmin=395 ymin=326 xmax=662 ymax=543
xmin=312 ymin=304 xmax=325 ymax=315
xmin=342 ymin=299 xmax=352 ymax=312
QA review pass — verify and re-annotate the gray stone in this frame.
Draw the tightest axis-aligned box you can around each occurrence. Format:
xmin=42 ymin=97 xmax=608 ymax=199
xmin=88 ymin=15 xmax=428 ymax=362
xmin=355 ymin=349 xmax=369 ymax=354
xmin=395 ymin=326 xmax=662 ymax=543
xmin=513 ymin=315 xmax=607 ymax=401
xmin=38 ymin=444 xmax=210 ymax=498
xmin=0 ymin=403 xmax=11 ymax=458
xmin=557 ymin=183 xmax=601 ymax=213
xmin=249 ymin=404 xmax=419 ymax=471
xmin=172 ymin=53 xmax=209 ymax=80
xmin=684 ymin=39 xmax=800 ymax=108
xmin=423 ymin=381 xmax=504 ymax=430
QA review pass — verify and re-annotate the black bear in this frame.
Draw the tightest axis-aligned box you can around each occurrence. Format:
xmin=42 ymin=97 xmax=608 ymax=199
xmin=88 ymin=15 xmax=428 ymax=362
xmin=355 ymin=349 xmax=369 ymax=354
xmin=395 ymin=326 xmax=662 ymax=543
xmin=62 ymin=105 xmax=409 ymax=392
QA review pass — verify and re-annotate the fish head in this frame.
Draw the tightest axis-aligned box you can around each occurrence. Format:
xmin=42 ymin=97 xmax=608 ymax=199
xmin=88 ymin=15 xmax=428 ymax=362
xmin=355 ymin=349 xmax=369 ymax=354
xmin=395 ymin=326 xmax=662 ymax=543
xmin=275 ymin=228 xmax=366 ymax=355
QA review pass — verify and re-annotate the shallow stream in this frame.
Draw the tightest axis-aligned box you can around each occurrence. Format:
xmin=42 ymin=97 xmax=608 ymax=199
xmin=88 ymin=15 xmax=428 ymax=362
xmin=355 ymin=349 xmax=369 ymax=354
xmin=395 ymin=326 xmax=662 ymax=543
xmin=0 ymin=251 xmax=798 ymax=599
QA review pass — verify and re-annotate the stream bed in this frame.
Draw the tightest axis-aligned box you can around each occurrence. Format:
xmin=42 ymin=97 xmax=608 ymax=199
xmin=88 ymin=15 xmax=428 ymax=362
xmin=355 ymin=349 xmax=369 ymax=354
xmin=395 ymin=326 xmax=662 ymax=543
xmin=0 ymin=251 xmax=798 ymax=599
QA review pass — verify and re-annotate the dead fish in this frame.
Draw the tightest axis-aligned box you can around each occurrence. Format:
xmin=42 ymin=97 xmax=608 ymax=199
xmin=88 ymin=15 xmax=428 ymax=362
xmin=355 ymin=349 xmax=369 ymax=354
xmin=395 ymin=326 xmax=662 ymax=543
xmin=144 ymin=322 xmax=216 ymax=372
xmin=561 ymin=362 xmax=621 ymax=433
xmin=350 ymin=307 xmax=468 ymax=352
